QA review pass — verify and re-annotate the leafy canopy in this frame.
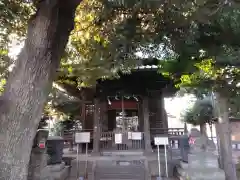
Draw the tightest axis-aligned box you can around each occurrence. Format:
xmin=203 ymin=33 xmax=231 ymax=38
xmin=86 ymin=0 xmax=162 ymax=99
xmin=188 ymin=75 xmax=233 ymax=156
xmin=1 ymin=0 xmax=240 ymax=118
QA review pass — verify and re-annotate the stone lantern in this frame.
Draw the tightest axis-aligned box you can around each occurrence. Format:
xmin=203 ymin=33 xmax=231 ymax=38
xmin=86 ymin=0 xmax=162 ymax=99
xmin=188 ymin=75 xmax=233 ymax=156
xmin=46 ymin=136 xmax=64 ymax=164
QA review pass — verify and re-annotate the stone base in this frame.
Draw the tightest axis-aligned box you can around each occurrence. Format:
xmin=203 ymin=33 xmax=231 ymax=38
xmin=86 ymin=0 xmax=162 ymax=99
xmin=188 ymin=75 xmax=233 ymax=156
xmin=49 ymin=166 xmax=69 ymax=180
xmin=102 ymin=150 xmax=144 ymax=156
xmin=69 ymin=159 xmax=93 ymax=179
xmin=188 ymin=152 xmax=219 ymax=169
xmin=40 ymin=163 xmax=70 ymax=180
xmin=178 ymin=167 xmax=225 ymax=180
xmin=177 ymin=154 xmax=225 ymax=180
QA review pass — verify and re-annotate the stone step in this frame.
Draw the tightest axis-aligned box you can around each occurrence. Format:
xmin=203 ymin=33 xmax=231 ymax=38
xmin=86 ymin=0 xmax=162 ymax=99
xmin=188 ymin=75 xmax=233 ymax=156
xmin=96 ymin=166 xmax=144 ymax=170
xmin=179 ymin=161 xmax=188 ymax=169
xmin=95 ymin=173 xmax=143 ymax=178
xmin=95 ymin=174 xmax=144 ymax=180
xmin=95 ymin=170 xmax=144 ymax=175
xmin=69 ymin=160 xmax=93 ymax=178
xmin=96 ymin=159 xmax=145 ymax=166
xmin=176 ymin=163 xmax=225 ymax=180
xmin=48 ymin=162 xmax=65 ymax=172
xmin=98 ymin=179 xmax=139 ymax=180
xmin=51 ymin=166 xmax=70 ymax=180
xmin=95 ymin=162 xmax=145 ymax=180
xmin=41 ymin=166 xmax=70 ymax=180
xmin=101 ymin=151 xmax=144 ymax=156
xmin=96 ymin=166 xmax=144 ymax=174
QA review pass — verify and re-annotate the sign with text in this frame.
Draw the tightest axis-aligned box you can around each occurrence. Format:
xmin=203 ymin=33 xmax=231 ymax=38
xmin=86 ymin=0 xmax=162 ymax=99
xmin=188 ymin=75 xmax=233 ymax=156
xmin=154 ymin=137 xmax=169 ymax=146
xmin=115 ymin=133 xmax=122 ymax=144
xmin=131 ymin=132 xmax=142 ymax=140
xmin=128 ymin=132 xmax=132 ymax=139
xmin=75 ymin=132 xmax=90 ymax=143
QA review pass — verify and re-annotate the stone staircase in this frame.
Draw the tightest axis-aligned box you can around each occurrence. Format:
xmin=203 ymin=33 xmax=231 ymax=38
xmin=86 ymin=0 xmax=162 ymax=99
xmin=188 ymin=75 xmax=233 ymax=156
xmin=94 ymin=160 xmax=146 ymax=180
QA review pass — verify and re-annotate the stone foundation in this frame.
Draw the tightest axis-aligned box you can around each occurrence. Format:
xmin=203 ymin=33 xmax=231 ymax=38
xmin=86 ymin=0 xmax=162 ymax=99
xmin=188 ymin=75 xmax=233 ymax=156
xmin=46 ymin=162 xmax=70 ymax=180
xmin=69 ymin=159 xmax=94 ymax=180
xmin=176 ymin=152 xmax=225 ymax=180
xmin=28 ymin=132 xmax=70 ymax=180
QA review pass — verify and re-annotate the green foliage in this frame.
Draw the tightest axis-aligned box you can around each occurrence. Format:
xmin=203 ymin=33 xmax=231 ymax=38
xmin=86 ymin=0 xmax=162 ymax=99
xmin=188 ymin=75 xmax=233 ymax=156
xmin=51 ymin=119 xmax=78 ymax=136
xmin=61 ymin=0 xmax=231 ymax=87
xmin=182 ymin=97 xmax=214 ymax=125
xmin=0 ymin=0 xmax=34 ymax=94
xmin=182 ymin=91 xmax=240 ymax=126
xmin=0 ymin=0 xmax=34 ymax=55
xmin=0 ymin=78 xmax=6 ymax=93
xmin=157 ymin=5 xmax=240 ymax=100
xmin=1 ymin=0 xmax=239 ymax=118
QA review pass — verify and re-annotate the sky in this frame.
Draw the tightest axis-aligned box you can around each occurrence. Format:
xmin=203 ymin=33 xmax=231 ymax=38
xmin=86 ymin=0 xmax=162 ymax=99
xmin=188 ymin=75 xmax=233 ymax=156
xmin=164 ymin=94 xmax=196 ymax=128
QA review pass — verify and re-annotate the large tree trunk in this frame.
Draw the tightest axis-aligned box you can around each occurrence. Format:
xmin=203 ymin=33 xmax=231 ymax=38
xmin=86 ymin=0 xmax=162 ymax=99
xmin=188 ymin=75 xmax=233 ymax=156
xmin=215 ymin=92 xmax=237 ymax=180
xmin=0 ymin=1 xmax=79 ymax=180
xmin=199 ymin=123 xmax=207 ymax=136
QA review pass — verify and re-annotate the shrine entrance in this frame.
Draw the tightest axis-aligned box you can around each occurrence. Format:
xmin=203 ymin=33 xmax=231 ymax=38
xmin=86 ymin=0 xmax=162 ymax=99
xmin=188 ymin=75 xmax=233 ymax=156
xmin=115 ymin=110 xmax=139 ymax=132
xmin=88 ymin=69 xmax=178 ymax=154
xmin=99 ymin=96 xmax=144 ymax=152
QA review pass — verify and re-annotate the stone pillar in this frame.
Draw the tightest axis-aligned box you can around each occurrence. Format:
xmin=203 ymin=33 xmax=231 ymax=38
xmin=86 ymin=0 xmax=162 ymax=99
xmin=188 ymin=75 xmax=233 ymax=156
xmin=143 ymin=97 xmax=152 ymax=153
xmin=93 ymin=98 xmax=100 ymax=154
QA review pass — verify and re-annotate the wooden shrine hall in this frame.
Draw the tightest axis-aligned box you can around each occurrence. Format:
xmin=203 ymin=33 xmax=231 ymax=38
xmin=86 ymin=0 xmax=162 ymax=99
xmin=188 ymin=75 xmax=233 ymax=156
xmin=66 ymin=66 xmax=184 ymax=153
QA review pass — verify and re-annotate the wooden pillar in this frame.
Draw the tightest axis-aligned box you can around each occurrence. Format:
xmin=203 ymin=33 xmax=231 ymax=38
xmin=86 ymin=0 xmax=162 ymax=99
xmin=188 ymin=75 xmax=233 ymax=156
xmin=108 ymin=110 xmax=116 ymax=131
xmin=81 ymin=104 xmax=86 ymax=129
xmin=100 ymin=101 xmax=108 ymax=132
xmin=93 ymin=98 xmax=100 ymax=154
xmin=161 ymin=97 xmax=168 ymax=130
xmin=143 ymin=97 xmax=152 ymax=153
xmin=138 ymin=103 xmax=144 ymax=132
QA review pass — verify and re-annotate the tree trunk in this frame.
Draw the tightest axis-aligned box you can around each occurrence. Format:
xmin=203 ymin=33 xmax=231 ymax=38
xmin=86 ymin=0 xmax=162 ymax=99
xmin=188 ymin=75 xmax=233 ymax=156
xmin=215 ymin=92 xmax=237 ymax=180
xmin=0 ymin=1 xmax=79 ymax=180
xmin=199 ymin=123 xmax=207 ymax=136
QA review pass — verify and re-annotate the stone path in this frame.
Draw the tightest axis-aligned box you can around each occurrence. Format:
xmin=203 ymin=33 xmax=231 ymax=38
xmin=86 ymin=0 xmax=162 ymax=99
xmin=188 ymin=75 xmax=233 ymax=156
xmin=232 ymin=150 xmax=240 ymax=164
xmin=151 ymin=177 xmax=177 ymax=180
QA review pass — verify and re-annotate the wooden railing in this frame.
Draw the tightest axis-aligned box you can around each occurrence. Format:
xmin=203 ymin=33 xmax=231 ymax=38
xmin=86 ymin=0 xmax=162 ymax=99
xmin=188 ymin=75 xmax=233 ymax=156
xmin=100 ymin=131 xmax=144 ymax=151
xmin=62 ymin=128 xmax=184 ymax=140
xmin=150 ymin=128 xmax=185 ymax=137
xmin=62 ymin=128 xmax=185 ymax=151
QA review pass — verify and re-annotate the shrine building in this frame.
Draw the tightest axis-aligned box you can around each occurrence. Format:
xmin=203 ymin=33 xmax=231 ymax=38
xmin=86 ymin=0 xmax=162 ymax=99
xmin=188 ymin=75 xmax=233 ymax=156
xmin=76 ymin=63 xmax=184 ymax=154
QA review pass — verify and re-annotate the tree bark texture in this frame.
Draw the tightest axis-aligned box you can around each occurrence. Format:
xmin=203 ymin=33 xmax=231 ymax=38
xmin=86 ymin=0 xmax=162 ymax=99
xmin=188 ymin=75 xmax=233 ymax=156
xmin=199 ymin=123 xmax=207 ymax=136
xmin=215 ymin=92 xmax=237 ymax=180
xmin=0 ymin=1 xmax=79 ymax=180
